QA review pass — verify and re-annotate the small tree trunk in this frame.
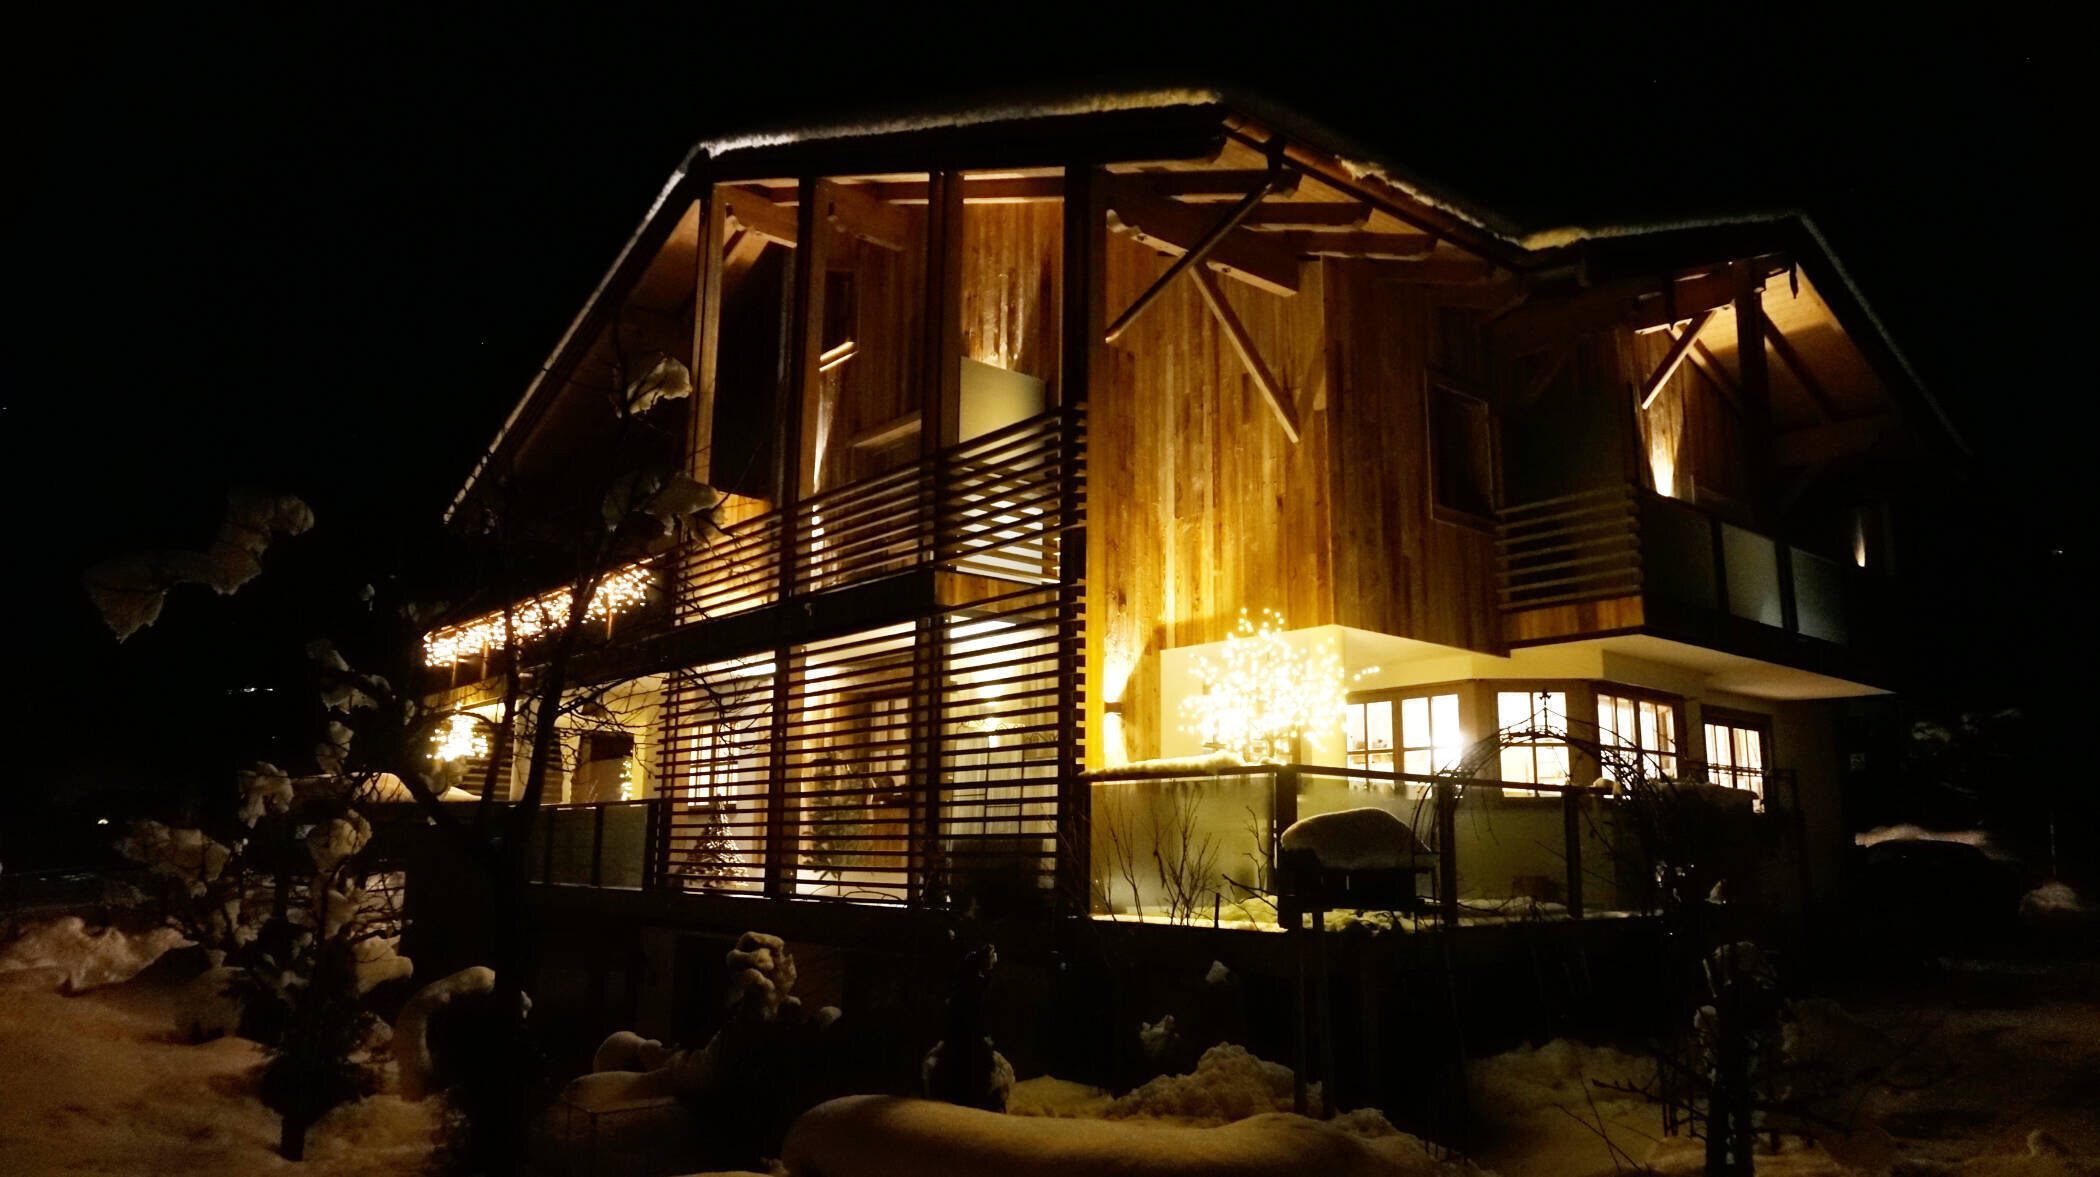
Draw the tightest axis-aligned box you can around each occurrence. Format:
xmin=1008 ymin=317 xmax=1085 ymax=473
xmin=279 ymin=1108 xmax=308 ymax=1161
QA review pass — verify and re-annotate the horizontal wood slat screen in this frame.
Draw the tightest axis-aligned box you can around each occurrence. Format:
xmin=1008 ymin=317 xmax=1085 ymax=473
xmin=657 ymin=653 xmax=777 ymax=892
xmin=1495 ymin=483 xmax=1643 ymax=612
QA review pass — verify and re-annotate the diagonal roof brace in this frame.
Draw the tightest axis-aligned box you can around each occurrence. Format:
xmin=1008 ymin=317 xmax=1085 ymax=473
xmin=1103 ymin=149 xmax=1289 ymax=344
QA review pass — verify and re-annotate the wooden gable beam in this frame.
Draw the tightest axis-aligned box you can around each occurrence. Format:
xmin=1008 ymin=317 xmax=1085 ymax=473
xmin=1492 ymin=265 xmax=1772 ymax=352
xmin=1515 ymin=344 xmax=1574 ymax=407
xmin=1241 ymin=203 xmax=1371 ymax=230
xmin=720 ymin=186 xmax=798 ymax=247
xmin=820 ymin=180 xmax=911 ymax=251
xmin=1370 ymin=258 xmax=1501 ymax=285
xmin=1777 ymin=413 xmax=1902 ymax=466
xmin=1273 ymin=230 xmax=1435 ymax=259
xmin=1191 ymin=267 xmax=1300 ymax=442
xmin=1762 ymin=318 xmax=1841 ymax=422
xmin=721 ymin=228 xmax=770 ymax=288
xmin=1638 ymin=309 xmax=1716 ymax=409
xmin=1104 ymin=168 xmax=1299 ymax=340
xmin=1684 ymin=338 xmax=1744 ymax=414
xmin=1119 ymin=169 xmax=1304 ymax=200
xmin=1105 ymin=187 xmax=1300 ymax=301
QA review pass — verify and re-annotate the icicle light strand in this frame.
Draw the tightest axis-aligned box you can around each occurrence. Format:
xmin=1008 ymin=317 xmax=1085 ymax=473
xmin=422 ymin=563 xmax=655 ymax=667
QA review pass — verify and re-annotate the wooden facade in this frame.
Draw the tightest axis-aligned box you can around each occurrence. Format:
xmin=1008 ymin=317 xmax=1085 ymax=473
xmin=429 ymin=94 xmax=1955 ymax=920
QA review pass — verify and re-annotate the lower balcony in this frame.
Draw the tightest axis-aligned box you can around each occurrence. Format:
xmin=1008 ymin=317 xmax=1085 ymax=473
xmin=1496 ymin=484 xmax=1885 ymax=682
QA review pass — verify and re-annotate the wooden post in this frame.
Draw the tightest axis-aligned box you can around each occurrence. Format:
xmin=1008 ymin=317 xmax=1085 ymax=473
xmin=1056 ymin=164 xmax=1106 ymax=914
xmin=690 ymin=186 xmax=727 ymax=485
xmin=764 ymin=178 xmax=825 ymax=897
xmin=1733 ymin=264 xmax=1774 ymax=528
xmin=908 ymin=172 xmax=963 ymax=905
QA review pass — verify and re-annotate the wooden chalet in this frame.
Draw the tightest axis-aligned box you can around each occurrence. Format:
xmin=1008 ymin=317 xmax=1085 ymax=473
xmin=407 ymin=89 xmax=1960 ymax=1043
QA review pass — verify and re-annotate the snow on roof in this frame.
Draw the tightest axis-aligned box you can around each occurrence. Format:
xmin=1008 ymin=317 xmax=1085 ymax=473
xmin=682 ymin=86 xmax=1226 ymax=166
xmin=448 ymin=86 xmax=1958 ymax=516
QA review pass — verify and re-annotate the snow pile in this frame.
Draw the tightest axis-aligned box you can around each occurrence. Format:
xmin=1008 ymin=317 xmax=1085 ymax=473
xmin=392 ymin=965 xmax=529 ymax=1102
xmin=1464 ymin=1039 xmax=1663 ymax=1177
xmin=1007 ymin=1076 xmax=1116 ymax=1119
xmin=784 ymin=1094 xmax=1476 ymax=1177
xmin=1468 ymin=1038 xmax=1655 ymax=1116
xmin=119 ymin=821 xmax=235 ymax=896
xmin=0 ymin=916 xmax=191 ymax=993
xmin=0 ymin=973 xmax=434 ymax=1176
xmin=1853 ymin=824 xmax=2005 ymax=858
xmin=1106 ymin=1043 xmax=1322 ymax=1122
xmin=1280 ymin=807 xmax=1420 ymax=870
xmin=2021 ymin=881 xmax=2087 ymax=917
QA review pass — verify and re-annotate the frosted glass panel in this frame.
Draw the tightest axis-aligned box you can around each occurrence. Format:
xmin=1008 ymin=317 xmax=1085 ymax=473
xmin=1721 ymin=524 xmax=1783 ymax=627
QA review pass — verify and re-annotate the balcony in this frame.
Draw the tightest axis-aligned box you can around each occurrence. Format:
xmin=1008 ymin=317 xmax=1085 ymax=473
xmin=1496 ymin=484 xmax=1882 ymax=674
xmin=673 ymin=406 xmax=1081 ymax=626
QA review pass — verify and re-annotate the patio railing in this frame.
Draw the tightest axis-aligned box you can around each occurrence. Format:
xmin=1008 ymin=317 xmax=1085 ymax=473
xmin=1088 ymin=763 xmax=1784 ymax=929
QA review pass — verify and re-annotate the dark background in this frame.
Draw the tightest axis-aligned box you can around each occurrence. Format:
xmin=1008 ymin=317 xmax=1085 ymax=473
xmin=3 ymin=8 xmax=2079 ymax=855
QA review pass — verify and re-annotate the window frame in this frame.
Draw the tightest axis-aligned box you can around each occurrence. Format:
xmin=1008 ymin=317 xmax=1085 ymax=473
xmin=1593 ymin=685 xmax=1686 ymax=783
xmin=1425 ymin=376 xmax=1498 ymax=527
xmin=1492 ymin=686 xmax=1575 ymax=797
xmin=1343 ymin=683 xmax=1467 ymax=777
xmin=1701 ymin=706 xmax=1773 ymax=805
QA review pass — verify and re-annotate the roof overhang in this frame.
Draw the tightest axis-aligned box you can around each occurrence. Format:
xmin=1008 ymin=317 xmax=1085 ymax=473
xmin=445 ymin=85 xmax=1964 ymax=519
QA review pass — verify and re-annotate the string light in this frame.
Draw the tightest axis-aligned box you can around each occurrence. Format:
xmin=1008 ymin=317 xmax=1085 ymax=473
xmin=1180 ymin=610 xmax=1344 ymax=765
xmin=431 ymin=714 xmax=490 ymax=763
xmin=423 ymin=562 xmax=656 ymax=667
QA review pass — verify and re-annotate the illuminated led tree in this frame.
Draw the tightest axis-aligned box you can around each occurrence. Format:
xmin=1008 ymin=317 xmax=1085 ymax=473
xmin=1180 ymin=610 xmax=1344 ymax=764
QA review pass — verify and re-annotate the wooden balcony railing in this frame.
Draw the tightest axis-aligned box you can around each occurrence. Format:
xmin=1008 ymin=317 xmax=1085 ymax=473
xmin=673 ymin=407 xmax=1080 ymax=625
xmin=1495 ymin=485 xmax=1643 ymax=613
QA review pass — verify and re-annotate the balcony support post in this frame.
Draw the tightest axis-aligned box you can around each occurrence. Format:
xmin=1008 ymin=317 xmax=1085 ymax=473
xmin=1733 ymin=263 xmax=1775 ymax=528
xmin=1056 ymin=163 xmax=1106 ymax=914
xmin=1562 ymin=787 xmax=1585 ymax=920
xmin=1436 ymin=779 xmax=1460 ymax=929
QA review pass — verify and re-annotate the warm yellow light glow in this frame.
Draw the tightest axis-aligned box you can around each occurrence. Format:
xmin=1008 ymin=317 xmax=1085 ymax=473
xmin=432 ymin=714 xmax=489 ymax=763
xmin=1851 ymin=517 xmax=1868 ymax=568
xmin=422 ymin=562 xmax=655 ymax=667
xmin=1180 ymin=610 xmax=1344 ymax=765
xmin=619 ymin=756 xmax=636 ymax=802
xmin=1649 ymin=440 xmax=1678 ymax=500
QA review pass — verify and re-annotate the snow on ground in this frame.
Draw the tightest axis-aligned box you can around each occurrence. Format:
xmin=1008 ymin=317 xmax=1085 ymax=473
xmin=785 ymin=1093 xmax=1476 ymax=1177
xmin=1462 ymin=974 xmax=2100 ymax=1177
xmin=0 ymin=970 xmax=434 ymax=1175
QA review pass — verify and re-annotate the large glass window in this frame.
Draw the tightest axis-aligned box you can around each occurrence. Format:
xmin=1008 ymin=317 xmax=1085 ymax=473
xmin=1496 ymin=690 xmax=1570 ymax=796
xmin=1596 ymin=691 xmax=1679 ymax=782
xmin=1346 ymin=691 xmax=1462 ymax=775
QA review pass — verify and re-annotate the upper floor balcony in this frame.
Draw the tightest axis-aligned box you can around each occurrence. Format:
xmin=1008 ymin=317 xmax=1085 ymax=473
xmin=1496 ymin=483 xmax=1886 ymax=682
xmin=421 ymin=406 xmax=1082 ymax=688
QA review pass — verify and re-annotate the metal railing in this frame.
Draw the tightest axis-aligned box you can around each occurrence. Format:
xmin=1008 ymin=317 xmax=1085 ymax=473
xmin=1087 ymin=762 xmax=1792 ymax=929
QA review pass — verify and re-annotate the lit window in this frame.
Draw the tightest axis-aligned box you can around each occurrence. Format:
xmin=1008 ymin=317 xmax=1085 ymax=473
xmin=1345 ymin=692 xmax=1462 ymax=775
xmin=1704 ymin=716 xmax=1768 ymax=805
xmin=1596 ymin=691 xmax=1679 ymax=782
xmin=1496 ymin=691 xmax=1570 ymax=796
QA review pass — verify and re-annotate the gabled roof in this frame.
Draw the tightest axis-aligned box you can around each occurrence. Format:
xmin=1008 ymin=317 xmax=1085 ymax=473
xmin=446 ymin=86 xmax=1962 ymax=520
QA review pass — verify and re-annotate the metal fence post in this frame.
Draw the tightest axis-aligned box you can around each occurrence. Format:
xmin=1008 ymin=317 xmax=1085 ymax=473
xmin=1437 ymin=780 xmax=1459 ymax=929
xmin=1563 ymin=787 xmax=1585 ymax=920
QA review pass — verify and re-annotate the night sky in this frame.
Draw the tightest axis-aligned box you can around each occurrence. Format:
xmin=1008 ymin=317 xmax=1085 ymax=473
xmin=5 ymin=9 xmax=2076 ymax=832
